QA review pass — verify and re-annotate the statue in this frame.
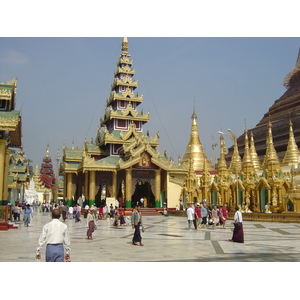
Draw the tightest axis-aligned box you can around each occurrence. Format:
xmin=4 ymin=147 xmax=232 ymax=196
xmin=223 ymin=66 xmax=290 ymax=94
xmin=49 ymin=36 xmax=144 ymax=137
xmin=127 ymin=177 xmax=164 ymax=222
xmin=272 ymin=191 xmax=278 ymax=206
xmin=244 ymin=204 xmax=252 ymax=213
xmin=244 ymin=193 xmax=252 ymax=212
xmin=121 ymin=180 xmax=125 ymax=200
xmin=265 ymin=204 xmax=272 ymax=213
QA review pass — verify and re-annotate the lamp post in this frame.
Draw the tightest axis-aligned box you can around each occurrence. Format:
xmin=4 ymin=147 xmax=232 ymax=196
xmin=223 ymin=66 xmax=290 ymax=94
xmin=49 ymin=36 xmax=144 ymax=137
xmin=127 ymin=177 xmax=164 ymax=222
xmin=55 ymin=149 xmax=61 ymax=203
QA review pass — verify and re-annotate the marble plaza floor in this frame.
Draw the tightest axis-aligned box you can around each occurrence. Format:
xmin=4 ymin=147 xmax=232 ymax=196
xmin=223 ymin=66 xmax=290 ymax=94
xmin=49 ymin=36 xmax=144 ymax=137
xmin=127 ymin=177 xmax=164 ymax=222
xmin=1 ymin=211 xmax=300 ymax=262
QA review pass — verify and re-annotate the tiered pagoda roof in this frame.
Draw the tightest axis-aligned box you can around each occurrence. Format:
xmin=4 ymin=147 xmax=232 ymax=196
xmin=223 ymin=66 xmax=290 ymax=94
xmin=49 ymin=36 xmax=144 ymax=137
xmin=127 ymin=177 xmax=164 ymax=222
xmin=0 ymin=78 xmax=21 ymax=146
xmin=8 ymin=148 xmax=29 ymax=189
xmin=40 ymin=144 xmax=56 ymax=189
xmin=63 ymin=38 xmax=185 ymax=174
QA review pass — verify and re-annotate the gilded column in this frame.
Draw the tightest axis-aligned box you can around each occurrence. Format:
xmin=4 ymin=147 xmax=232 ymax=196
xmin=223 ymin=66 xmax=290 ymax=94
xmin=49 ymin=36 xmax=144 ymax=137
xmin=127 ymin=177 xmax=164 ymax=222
xmin=3 ymin=149 xmax=11 ymax=202
xmin=89 ymin=170 xmax=96 ymax=205
xmin=63 ymin=173 xmax=67 ymax=200
xmin=125 ymin=168 xmax=132 ymax=207
xmin=67 ymin=173 xmax=73 ymax=205
xmin=84 ymin=172 xmax=89 ymax=200
xmin=155 ymin=169 xmax=161 ymax=208
xmin=0 ymin=139 xmax=6 ymax=203
xmin=112 ymin=171 xmax=117 ymax=198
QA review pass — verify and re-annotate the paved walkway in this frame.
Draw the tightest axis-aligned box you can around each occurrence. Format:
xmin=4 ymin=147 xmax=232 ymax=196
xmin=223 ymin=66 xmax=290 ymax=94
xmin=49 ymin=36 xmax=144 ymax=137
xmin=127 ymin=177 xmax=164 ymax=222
xmin=1 ymin=211 xmax=300 ymax=262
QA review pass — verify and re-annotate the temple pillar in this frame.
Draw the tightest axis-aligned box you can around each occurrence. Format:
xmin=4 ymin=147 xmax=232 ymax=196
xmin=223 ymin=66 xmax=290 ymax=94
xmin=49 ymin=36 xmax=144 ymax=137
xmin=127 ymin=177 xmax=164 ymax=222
xmin=63 ymin=173 xmax=67 ymax=200
xmin=84 ymin=172 xmax=89 ymax=200
xmin=112 ymin=171 xmax=117 ymax=198
xmin=125 ymin=168 xmax=132 ymax=207
xmin=3 ymin=148 xmax=11 ymax=202
xmin=155 ymin=169 xmax=161 ymax=207
xmin=66 ymin=173 xmax=73 ymax=206
xmin=256 ymin=189 xmax=260 ymax=212
xmin=89 ymin=171 xmax=96 ymax=205
xmin=0 ymin=139 xmax=6 ymax=204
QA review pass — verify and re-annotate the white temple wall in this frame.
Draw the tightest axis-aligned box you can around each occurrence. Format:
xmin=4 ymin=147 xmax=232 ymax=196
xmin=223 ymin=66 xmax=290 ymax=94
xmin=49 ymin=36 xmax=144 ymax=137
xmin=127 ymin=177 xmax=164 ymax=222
xmin=167 ymin=181 xmax=182 ymax=209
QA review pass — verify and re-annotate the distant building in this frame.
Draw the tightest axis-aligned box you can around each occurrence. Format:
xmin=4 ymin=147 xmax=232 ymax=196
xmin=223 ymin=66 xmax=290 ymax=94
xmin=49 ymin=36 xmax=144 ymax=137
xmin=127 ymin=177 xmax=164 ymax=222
xmin=0 ymin=78 xmax=25 ymax=205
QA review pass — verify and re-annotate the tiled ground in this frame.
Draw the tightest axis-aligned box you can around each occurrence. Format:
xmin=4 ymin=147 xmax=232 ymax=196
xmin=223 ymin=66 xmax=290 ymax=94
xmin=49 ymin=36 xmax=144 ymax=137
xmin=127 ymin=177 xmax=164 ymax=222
xmin=1 ymin=211 xmax=300 ymax=262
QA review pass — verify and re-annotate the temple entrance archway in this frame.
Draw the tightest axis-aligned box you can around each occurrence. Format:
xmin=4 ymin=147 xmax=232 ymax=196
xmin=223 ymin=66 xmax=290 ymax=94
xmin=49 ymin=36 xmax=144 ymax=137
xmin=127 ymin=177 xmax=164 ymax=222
xmin=260 ymin=187 xmax=268 ymax=212
xmin=132 ymin=181 xmax=155 ymax=208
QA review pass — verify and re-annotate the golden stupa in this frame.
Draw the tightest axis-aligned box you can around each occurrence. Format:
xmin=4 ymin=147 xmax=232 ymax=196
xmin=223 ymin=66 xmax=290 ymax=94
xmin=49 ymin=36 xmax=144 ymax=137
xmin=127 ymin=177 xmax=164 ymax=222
xmin=181 ymin=109 xmax=215 ymax=172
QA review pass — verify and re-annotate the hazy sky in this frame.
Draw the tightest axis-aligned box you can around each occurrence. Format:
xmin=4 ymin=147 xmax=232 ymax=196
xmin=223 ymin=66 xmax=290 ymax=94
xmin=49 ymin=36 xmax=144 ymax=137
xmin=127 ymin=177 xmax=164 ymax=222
xmin=1 ymin=37 xmax=300 ymax=169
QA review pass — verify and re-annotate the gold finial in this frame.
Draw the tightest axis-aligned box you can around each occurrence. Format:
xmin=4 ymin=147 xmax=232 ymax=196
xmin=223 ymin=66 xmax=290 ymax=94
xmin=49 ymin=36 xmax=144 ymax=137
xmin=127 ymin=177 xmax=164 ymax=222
xmin=262 ymin=120 xmax=280 ymax=171
xmin=242 ymin=129 xmax=252 ymax=164
xmin=122 ymin=37 xmax=129 ymax=51
xmin=282 ymin=120 xmax=300 ymax=166
xmin=249 ymin=131 xmax=260 ymax=171
xmin=182 ymin=107 xmax=214 ymax=171
xmin=35 ymin=163 xmax=39 ymax=175
xmin=217 ymin=134 xmax=228 ymax=174
xmin=46 ymin=144 xmax=50 ymax=157
xmin=228 ymin=129 xmax=242 ymax=174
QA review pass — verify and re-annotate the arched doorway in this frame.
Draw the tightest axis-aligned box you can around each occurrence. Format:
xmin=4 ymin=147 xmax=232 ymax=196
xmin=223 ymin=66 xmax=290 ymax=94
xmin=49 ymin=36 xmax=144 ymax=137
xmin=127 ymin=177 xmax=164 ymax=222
xmin=260 ymin=187 xmax=268 ymax=212
xmin=132 ymin=181 xmax=155 ymax=208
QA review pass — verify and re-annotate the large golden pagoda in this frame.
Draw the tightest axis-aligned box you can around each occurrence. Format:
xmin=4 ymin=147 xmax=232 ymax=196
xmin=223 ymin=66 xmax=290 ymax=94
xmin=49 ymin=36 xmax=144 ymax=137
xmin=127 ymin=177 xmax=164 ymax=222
xmin=181 ymin=109 xmax=215 ymax=172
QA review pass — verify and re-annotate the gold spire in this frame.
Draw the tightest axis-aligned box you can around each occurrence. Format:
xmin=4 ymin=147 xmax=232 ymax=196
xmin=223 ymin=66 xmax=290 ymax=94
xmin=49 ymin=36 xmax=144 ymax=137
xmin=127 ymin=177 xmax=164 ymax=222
xmin=262 ymin=120 xmax=281 ymax=174
xmin=242 ymin=130 xmax=251 ymax=163
xmin=122 ymin=37 xmax=129 ymax=52
xmin=46 ymin=144 xmax=50 ymax=157
xmin=242 ymin=129 xmax=254 ymax=176
xmin=217 ymin=134 xmax=228 ymax=175
xmin=229 ymin=133 xmax=242 ymax=174
xmin=182 ymin=109 xmax=215 ymax=172
xmin=281 ymin=120 xmax=300 ymax=166
xmin=265 ymin=120 xmax=279 ymax=161
xmin=249 ymin=131 xmax=261 ymax=172
xmin=34 ymin=163 xmax=39 ymax=175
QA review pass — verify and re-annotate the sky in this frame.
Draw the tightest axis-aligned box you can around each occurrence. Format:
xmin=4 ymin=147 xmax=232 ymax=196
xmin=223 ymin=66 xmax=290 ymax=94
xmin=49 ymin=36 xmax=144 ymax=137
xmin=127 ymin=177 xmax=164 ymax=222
xmin=1 ymin=36 xmax=300 ymax=169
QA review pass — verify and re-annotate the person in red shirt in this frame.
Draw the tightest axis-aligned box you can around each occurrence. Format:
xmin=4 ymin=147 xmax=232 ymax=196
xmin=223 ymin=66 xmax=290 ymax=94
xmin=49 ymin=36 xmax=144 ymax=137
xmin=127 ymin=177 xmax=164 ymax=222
xmin=220 ymin=203 xmax=228 ymax=229
xmin=194 ymin=203 xmax=202 ymax=229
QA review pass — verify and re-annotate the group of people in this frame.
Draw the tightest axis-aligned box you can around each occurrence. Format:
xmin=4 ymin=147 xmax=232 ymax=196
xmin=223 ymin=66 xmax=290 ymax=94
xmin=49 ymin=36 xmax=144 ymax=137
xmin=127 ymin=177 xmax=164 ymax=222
xmin=187 ymin=202 xmax=229 ymax=230
xmin=33 ymin=199 xmax=244 ymax=262
xmin=11 ymin=203 xmax=34 ymax=227
xmin=186 ymin=202 xmax=244 ymax=243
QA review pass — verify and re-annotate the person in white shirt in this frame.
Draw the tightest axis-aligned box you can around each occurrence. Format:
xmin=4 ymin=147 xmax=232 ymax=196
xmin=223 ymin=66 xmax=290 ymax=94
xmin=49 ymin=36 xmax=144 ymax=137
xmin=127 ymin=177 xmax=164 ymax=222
xmin=68 ymin=206 xmax=73 ymax=219
xmin=186 ymin=204 xmax=195 ymax=230
xmin=229 ymin=207 xmax=244 ymax=243
xmin=36 ymin=209 xmax=71 ymax=262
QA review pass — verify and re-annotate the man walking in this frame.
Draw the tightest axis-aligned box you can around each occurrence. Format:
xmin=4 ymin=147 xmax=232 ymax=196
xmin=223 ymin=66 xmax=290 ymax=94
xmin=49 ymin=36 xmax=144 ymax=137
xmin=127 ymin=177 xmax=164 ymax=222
xmin=131 ymin=205 xmax=144 ymax=246
xmin=187 ymin=204 xmax=195 ymax=230
xmin=36 ymin=209 xmax=71 ymax=262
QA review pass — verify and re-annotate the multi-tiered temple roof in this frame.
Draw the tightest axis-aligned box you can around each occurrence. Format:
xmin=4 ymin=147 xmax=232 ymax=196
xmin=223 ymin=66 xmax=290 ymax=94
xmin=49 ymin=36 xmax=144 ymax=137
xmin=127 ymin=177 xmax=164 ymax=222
xmin=63 ymin=38 xmax=179 ymax=175
xmin=40 ymin=145 xmax=56 ymax=190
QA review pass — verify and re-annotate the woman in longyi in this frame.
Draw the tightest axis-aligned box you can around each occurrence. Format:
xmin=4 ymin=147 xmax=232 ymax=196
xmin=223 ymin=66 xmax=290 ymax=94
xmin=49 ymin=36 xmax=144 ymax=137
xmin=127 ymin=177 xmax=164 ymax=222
xmin=229 ymin=207 xmax=244 ymax=243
